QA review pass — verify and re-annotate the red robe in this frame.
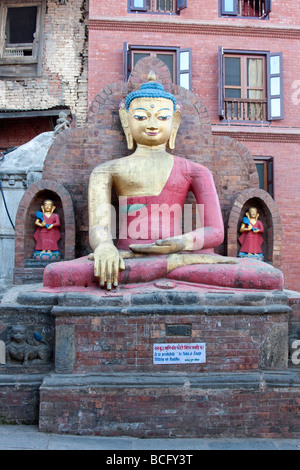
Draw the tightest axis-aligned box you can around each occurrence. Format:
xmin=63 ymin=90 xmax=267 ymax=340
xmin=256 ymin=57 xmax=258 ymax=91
xmin=117 ymin=155 xmax=224 ymax=252
xmin=34 ymin=213 xmax=61 ymax=251
xmin=238 ymin=220 xmax=264 ymax=254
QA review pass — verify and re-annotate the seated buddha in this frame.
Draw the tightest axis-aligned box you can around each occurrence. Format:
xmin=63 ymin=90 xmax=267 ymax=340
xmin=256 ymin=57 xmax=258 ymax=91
xmin=43 ymin=73 xmax=284 ymax=291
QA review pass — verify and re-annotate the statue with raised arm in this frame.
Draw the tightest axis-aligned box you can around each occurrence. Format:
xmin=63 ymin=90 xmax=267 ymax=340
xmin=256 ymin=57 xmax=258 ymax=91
xmin=238 ymin=207 xmax=264 ymax=261
xmin=33 ymin=199 xmax=61 ymax=261
xmin=43 ymin=73 xmax=283 ymax=291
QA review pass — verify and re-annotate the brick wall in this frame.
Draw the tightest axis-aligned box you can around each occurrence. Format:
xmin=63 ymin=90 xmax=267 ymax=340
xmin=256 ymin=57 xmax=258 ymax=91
xmin=89 ymin=0 xmax=300 ymax=25
xmin=39 ymin=380 xmax=300 ymax=437
xmin=0 ymin=0 xmax=88 ymax=149
xmin=0 ymin=118 xmax=54 ymax=150
xmin=88 ymin=25 xmax=300 ymax=129
xmin=55 ymin=311 xmax=288 ymax=374
xmin=0 ymin=381 xmax=40 ymax=425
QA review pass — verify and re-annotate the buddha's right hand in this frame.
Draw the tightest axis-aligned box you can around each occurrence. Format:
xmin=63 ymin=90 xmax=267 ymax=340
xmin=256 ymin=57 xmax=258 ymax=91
xmin=93 ymin=242 xmax=125 ymax=290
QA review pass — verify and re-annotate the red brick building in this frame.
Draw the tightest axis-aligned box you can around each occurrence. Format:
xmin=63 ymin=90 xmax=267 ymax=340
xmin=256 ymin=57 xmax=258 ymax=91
xmin=88 ymin=0 xmax=300 ymax=291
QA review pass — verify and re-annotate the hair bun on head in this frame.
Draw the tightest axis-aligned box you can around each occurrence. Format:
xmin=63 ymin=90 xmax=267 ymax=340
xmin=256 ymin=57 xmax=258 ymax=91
xmin=125 ymin=72 xmax=177 ymax=111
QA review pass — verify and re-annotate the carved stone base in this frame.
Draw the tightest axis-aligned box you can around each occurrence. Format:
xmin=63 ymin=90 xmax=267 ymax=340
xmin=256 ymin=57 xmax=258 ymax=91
xmin=1 ymin=285 xmax=300 ymax=436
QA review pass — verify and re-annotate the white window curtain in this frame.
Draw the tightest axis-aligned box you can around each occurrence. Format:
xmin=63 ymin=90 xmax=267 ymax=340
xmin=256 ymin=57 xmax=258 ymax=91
xmin=247 ymin=58 xmax=263 ymax=119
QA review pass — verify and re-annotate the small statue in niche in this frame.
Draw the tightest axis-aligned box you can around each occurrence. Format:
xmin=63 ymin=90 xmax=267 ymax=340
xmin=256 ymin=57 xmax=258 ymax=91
xmin=32 ymin=199 xmax=61 ymax=261
xmin=238 ymin=207 xmax=264 ymax=261
xmin=6 ymin=325 xmax=50 ymax=366
xmin=54 ymin=111 xmax=70 ymax=134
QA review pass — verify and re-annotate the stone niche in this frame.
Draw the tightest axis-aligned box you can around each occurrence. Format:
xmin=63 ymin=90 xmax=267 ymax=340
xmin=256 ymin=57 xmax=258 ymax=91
xmin=13 ymin=179 xmax=75 ymax=284
xmin=228 ymin=188 xmax=282 ymax=269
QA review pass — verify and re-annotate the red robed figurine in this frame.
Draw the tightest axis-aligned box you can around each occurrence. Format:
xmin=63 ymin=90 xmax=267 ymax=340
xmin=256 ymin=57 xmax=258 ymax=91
xmin=33 ymin=199 xmax=61 ymax=261
xmin=238 ymin=207 xmax=264 ymax=261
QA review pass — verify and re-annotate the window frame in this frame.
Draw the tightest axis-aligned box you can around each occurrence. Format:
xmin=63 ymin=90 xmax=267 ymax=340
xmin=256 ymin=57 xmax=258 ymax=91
xmin=254 ymin=156 xmax=274 ymax=198
xmin=220 ymin=0 xmax=272 ymax=19
xmin=221 ymin=0 xmax=238 ymax=16
xmin=0 ymin=0 xmax=46 ymax=78
xmin=123 ymin=43 xmax=192 ymax=91
xmin=218 ymin=47 xmax=283 ymax=122
xmin=131 ymin=48 xmax=177 ymax=83
xmin=129 ymin=0 xmax=147 ymax=12
xmin=224 ymin=53 xmax=266 ymax=100
xmin=129 ymin=0 xmax=187 ymax=15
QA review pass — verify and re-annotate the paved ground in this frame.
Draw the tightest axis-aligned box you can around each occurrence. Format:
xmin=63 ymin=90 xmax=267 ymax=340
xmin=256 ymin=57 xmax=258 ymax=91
xmin=0 ymin=425 xmax=299 ymax=450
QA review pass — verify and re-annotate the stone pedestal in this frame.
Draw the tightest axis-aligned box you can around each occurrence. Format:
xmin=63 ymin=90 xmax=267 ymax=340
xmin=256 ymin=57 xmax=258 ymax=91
xmin=1 ymin=284 xmax=300 ymax=437
xmin=39 ymin=370 xmax=300 ymax=438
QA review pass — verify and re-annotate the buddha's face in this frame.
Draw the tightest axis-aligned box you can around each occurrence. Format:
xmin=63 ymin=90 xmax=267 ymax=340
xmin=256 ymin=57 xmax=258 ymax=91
xmin=128 ymin=97 xmax=175 ymax=147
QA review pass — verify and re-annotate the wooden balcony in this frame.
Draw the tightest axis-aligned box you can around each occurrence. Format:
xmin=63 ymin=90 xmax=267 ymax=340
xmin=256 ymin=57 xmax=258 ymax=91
xmin=224 ymin=98 xmax=267 ymax=121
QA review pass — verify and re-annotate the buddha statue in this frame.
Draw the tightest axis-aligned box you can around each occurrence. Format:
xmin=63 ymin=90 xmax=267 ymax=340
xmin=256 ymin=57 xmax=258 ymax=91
xmin=43 ymin=73 xmax=284 ymax=291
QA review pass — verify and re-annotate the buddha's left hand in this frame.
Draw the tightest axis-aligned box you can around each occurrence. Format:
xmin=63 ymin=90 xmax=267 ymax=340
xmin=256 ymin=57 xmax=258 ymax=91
xmin=129 ymin=238 xmax=185 ymax=255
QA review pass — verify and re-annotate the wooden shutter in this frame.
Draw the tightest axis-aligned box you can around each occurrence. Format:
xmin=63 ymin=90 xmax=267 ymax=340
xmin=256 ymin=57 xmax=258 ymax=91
xmin=123 ymin=42 xmax=130 ymax=82
xmin=264 ymin=0 xmax=272 ymax=16
xmin=218 ymin=46 xmax=224 ymax=118
xmin=177 ymin=0 xmax=188 ymax=12
xmin=177 ymin=48 xmax=192 ymax=90
xmin=221 ymin=0 xmax=238 ymax=16
xmin=129 ymin=0 xmax=147 ymax=11
xmin=267 ymin=157 xmax=274 ymax=198
xmin=267 ymin=52 xmax=283 ymax=120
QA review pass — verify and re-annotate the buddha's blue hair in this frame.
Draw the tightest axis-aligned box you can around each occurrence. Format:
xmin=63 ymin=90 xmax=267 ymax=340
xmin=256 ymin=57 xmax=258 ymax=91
xmin=126 ymin=81 xmax=176 ymax=112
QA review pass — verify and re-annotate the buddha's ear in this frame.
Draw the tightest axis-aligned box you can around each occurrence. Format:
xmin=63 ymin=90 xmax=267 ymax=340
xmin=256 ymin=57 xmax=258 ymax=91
xmin=52 ymin=205 xmax=56 ymax=214
xmin=119 ymin=103 xmax=134 ymax=150
xmin=168 ymin=105 xmax=181 ymax=150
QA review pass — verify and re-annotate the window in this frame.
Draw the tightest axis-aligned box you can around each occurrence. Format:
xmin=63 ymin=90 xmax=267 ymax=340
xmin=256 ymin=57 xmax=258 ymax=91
xmin=129 ymin=0 xmax=187 ymax=14
xmin=123 ymin=44 xmax=192 ymax=90
xmin=220 ymin=0 xmax=272 ymax=18
xmin=218 ymin=48 xmax=283 ymax=121
xmin=0 ymin=1 xmax=46 ymax=78
xmin=224 ymin=53 xmax=267 ymax=120
xmin=254 ymin=157 xmax=274 ymax=198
